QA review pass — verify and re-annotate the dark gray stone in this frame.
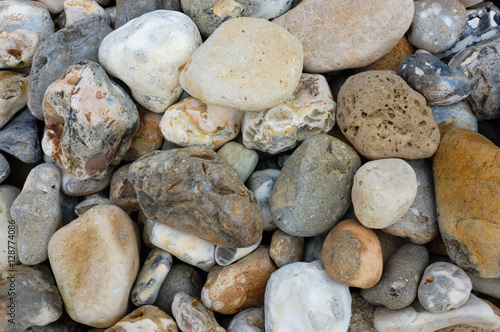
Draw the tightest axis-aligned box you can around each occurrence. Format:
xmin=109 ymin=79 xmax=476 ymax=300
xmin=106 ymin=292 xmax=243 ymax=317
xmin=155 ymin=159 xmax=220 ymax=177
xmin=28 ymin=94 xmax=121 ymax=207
xmin=0 ymin=153 xmax=10 ymax=183
xmin=246 ymin=169 xmax=281 ymax=231
xmin=115 ymin=0 xmax=181 ymax=28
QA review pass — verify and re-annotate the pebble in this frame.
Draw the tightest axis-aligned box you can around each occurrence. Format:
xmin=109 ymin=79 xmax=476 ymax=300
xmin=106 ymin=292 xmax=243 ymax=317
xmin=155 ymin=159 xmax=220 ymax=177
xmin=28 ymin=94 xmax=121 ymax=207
xmin=99 ymin=10 xmax=201 ymax=113
xmin=321 ymin=219 xmax=383 ymax=289
xmin=270 ymin=134 xmax=361 ymax=236
xmin=179 ymin=17 xmax=303 ymax=111
xmin=269 ymin=229 xmax=303 ymax=267
xmin=217 ymin=141 xmax=258 ymax=182
xmin=11 ymin=163 xmax=61 ymax=265
xmin=172 ymin=292 xmax=226 ymax=332
xmin=468 ymin=273 xmax=500 ymax=300
xmin=0 ymin=185 xmax=20 ymax=273
xmin=242 ymin=73 xmax=336 ymax=154
xmin=348 ymin=292 xmax=378 ymax=332
xmin=38 ymin=0 xmax=66 ymax=14
xmin=418 ymin=262 xmax=472 ymax=312
xmin=115 ymin=0 xmax=182 ymax=28
xmin=227 ymin=307 xmax=265 ymax=332
xmin=215 ymin=235 xmax=261 ymax=266
xmin=265 ymin=260 xmax=352 ymax=332
xmin=48 ymin=204 xmax=140 ymax=328
xmin=361 ymin=243 xmax=429 ymax=309
xmin=64 ymin=0 xmax=110 ymax=27
xmin=246 ymin=169 xmax=280 ymax=231
xmin=0 ymin=29 xmax=39 ymax=69
xmin=0 ymin=153 xmax=9 ymax=183
xmin=59 ymin=164 xmax=112 ymax=196
xmin=302 ymin=233 xmax=326 ymax=263
xmin=374 ymin=229 xmax=409 ymax=263
xmin=352 ymin=158 xmax=418 ymax=229
xmin=356 ymin=35 xmax=415 ymax=72
xmin=74 ymin=192 xmax=110 ymax=216
xmin=434 ymin=127 xmax=500 ymax=277
xmin=104 ymin=305 xmax=178 ymax=332
xmin=336 ymin=70 xmax=441 ymax=160
xmin=0 ymin=71 xmax=28 ymax=128
xmin=431 ymin=101 xmax=479 ymax=132
xmin=408 ymin=0 xmax=467 ymax=53
xmin=161 ymin=97 xmax=242 ymax=150
xmin=109 ymin=163 xmax=140 ymax=211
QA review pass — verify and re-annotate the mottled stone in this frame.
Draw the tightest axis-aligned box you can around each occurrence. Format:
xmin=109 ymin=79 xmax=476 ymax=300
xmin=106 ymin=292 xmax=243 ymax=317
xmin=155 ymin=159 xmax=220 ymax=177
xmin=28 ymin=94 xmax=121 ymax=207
xmin=48 ymin=204 xmax=140 ymax=328
xmin=115 ymin=0 xmax=181 ymax=28
xmin=99 ymin=10 xmax=201 ymax=113
xmin=227 ymin=307 xmax=264 ymax=332
xmin=431 ymin=101 xmax=478 ymax=132
xmin=64 ymin=0 xmax=110 ymax=26
xmin=337 ymin=70 xmax=441 ymax=159
xmin=0 ymin=29 xmax=38 ymax=68
xmin=361 ymin=243 xmax=429 ymax=309
xmin=0 ymin=154 xmax=9 ymax=183
xmin=356 ymin=35 xmax=415 ymax=72
xmin=246 ymin=169 xmax=280 ymax=231
xmin=0 ymin=185 xmax=20 ymax=273
xmin=217 ymin=141 xmax=258 ymax=183
xmin=242 ymin=73 xmax=336 ymax=154
xmin=433 ymin=127 xmax=500 ymax=278
xmin=374 ymin=229 xmax=409 ymax=263
xmin=348 ymin=292 xmax=378 ymax=332
xmin=270 ymin=134 xmax=361 ymax=236
xmin=42 ymin=61 xmax=139 ymax=180
xmin=302 ymin=233 xmax=326 ymax=263
xmin=74 ymin=193 xmax=110 ymax=216
xmin=105 ymin=305 xmax=178 ymax=332
xmin=172 ymin=292 xmax=225 ymax=332
xmin=215 ymin=235 xmax=261 ymax=267
xmin=59 ymin=165 xmax=112 ymax=196
xmin=265 ymin=261 xmax=352 ymax=332
xmin=129 ymin=147 xmax=264 ymax=248
xmin=160 ymin=97 xmax=242 ymax=150
xmin=269 ymin=229 xmax=303 ymax=268
xmin=272 ymin=0 xmax=414 ymax=73
xmin=0 ymin=71 xmax=28 ymax=129
xmin=179 ymin=17 xmax=303 ymax=111
xmin=109 ymin=163 xmax=140 ymax=211
xmin=123 ymin=105 xmax=163 ymax=162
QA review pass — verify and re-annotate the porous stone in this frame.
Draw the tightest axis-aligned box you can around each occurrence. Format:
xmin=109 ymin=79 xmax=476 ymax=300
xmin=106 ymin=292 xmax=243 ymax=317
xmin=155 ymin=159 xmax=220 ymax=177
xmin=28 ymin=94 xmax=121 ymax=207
xmin=272 ymin=0 xmax=414 ymax=73
xmin=0 ymin=185 xmax=20 ymax=273
xmin=0 ymin=71 xmax=28 ymax=129
xmin=0 ymin=154 xmax=9 ymax=183
xmin=356 ymin=35 xmax=415 ymax=72
xmin=418 ymin=262 xmax=472 ymax=312
xmin=11 ymin=163 xmax=61 ymax=265
xmin=227 ymin=307 xmax=265 ymax=332
xmin=265 ymin=260 xmax=352 ymax=332
xmin=217 ymin=141 xmax=258 ymax=183
xmin=109 ymin=163 xmax=140 ymax=211
xmin=322 ymin=219 xmax=383 ymax=289
xmin=172 ymin=292 xmax=225 ymax=332
xmin=129 ymin=147 xmax=264 ymax=248
xmin=74 ymin=193 xmax=110 ymax=216
xmin=115 ymin=0 xmax=182 ymax=28
xmin=160 ymin=97 xmax=243 ymax=150
xmin=336 ymin=70 xmax=441 ymax=160
xmin=269 ymin=229 xmax=303 ymax=268
xmin=179 ymin=17 xmax=303 ymax=111
xmin=104 ymin=305 xmax=178 ymax=332
xmin=0 ymin=29 xmax=39 ymax=68
xmin=64 ymin=0 xmax=110 ymax=26
xmin=270 ymin=134 xmax=361 ymax=237
xmin=99 ymin=10 xmax=201 ymax=113
xmin=242 ymin=73 xmax=336 ymax=154
xmin=246 ymin=169 xmax=280 ymax=231
xmin=123 ymin=105 xmax=163 ymax=162
xmin=361 ymin=243 xmax=429 ymax=309
xmin=48 ymin=204 xmax=140 ymax=328
xmin=431 ymin=101 xmax=478 ymax=132
xmin=215 ymin=235 xmax=261 ymax=266
xmin=433 ymin=127 xmax=500 ymax=278
xmin=352 ymin=159 xmax=418 ymax=229
xmin=42 ymin=60 xmax=139 ymax=180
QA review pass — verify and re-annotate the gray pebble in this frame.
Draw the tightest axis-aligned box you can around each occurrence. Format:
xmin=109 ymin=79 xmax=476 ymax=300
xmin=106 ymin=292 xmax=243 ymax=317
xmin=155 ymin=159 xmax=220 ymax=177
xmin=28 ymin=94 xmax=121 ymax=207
xmin=227 ymin=307 xmax=265 ymax=332
xmin=0 ymin=153 xmax=10 ymax=183
xmin=431 ymin=101 xmax=478 ymax=131
xmin=246 ymin=169 xmax=280 ymax=231
xmin=115 ymin=0 xmax=181 ymax=28
xmin=302 ymin=233 xmax=327 ymax=262
xmin=59 ymin=191 xmax=79 ymax=225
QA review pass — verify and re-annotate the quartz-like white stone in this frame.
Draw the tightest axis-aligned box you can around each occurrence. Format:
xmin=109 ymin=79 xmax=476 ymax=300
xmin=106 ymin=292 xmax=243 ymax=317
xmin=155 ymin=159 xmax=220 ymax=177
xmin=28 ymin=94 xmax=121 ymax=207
xmin=227 ymin=307 xmax=265 ymax=332
xmin=217 ymin=141 xmax=258 ymax=182
xmin=247 ymin=169 xmax=280 ymax=231
xmin=215 ymin=235 xmax=262 ymax=266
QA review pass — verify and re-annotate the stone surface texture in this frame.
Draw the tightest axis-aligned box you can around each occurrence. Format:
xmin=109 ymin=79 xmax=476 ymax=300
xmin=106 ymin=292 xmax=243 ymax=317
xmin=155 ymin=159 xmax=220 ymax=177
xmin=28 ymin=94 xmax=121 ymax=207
xmin=247 ymin=169 xmax=280 ymax=231
xmin=0 ymin=71 xmax=28 ymax=129
xmin=109 ymin=163 xmax=140 ymax=211
xmin=171 ymin=292 xmax=225 ymax=332
xmin=104 ymin=305 xmax=178 ymax=332
xmin=227 ymin=307 xmax=265 ymax=332
xmin=269 ymin=229 xmax=303 ymax=268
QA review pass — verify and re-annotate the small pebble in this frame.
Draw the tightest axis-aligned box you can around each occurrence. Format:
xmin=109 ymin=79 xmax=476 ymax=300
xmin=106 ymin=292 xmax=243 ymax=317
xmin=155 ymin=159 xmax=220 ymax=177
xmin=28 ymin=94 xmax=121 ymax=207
xmin=104 ymin=305 xmax=178 ymax=332
xmin=74 ymin=193 xmax=111 ymax=216
xmin=269 ymin=229 xmax=304 ymax=268
xmin=109 ymin=163 xmax=140 ymax=211
xmin=246 ymin=169 xmax=280 ymax=231
xmin=0 ymin=71 xmax=29 ymax=129
xmin=0 ymin=185 xmax=21 ymax=273
xmin=0 ymin=153 xmax=10 ymax=183
xmin=59 ymin=165 xmax=112 ymax=196
xmin=172 ymin=292 xmax=225 ymax=332
xmin=217 ymin=141 xmax=258 ymax=182
xmin=215 ymin=235 xmax=261 ymax=266
xmin=64 ymin=0 xmax=110 ymax=26
xmin=227 ymin=307 xmax=264 ymax=332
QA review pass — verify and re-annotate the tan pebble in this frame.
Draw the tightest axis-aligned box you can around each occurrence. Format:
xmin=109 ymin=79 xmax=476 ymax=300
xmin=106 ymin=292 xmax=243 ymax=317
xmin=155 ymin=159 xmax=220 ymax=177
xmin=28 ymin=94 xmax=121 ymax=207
xmin=269 ymin=229 xmax=304 ymax=267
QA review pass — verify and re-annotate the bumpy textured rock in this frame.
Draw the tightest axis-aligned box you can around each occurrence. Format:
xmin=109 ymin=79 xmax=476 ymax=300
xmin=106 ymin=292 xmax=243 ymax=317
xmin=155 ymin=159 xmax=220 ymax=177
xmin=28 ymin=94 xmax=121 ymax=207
xmin=270 ymin=134 xmax=361 ymax=236
xmin=269 ymin=229 xmax=303 ymax=268
xmin=227 ymin=307 xmax=265 ymax=332
xmin=356 ymin=35 xmax=415 ymax=72
xmin=11 ymin=163 xmax=61 ymax=265
xmin=160 ymin=97 xmax=242 ymax=150
xmin=115 ymin=0 xmax=182 ymax=28
xmin=0 ymin=71 xmax=28 ymax=129
xmin=272 ymin=0 xmax=414 ymax=73
xmin=48 ymin=204 xmax=140 ymax=328
xmin=265 ymin=261 xmax=352 ymax=332
xmin=337 ymin=70 xmax=441 ymax=159
xmin=124 ymin=105 xmax=164 ymax=162
xmin=172 ymin=292 xmax=225 ymax=332
xmin=99 ymin=10 xmax=201 ymax=113
xmin=247 ymin=169 xmax=280 ymax=231
xmin=0 ymin=154 xmax=9 ymax=183
xmin=28 ymin=16 xmax=112 ymax=120
xmin=64 ymin=0 xmax=110 ymax=26
xmin=179 ymin=17 xmax=303 ymax=111
xmin=129 ymin=147 xmax=264 ymax=248
xmin=109 ymin=164 xmax=140 ymax=211
xmin=431 ymin=101 xmax=478 ymax=132
xmin=433 ymin=127 xmax=500 ymax=278
xmin=0 ymin=29 xmax=39 ymax=68
xmin=42 ymin=61 xmax=139 ymax=180
xmin=242 ymin=73 xmax=336 ymax=154
xmin=105 ymin=305 xmax=178 ymax=332
xmin=217 ymin=141 xmax=258 ymax=183
xmin=0 ymin=185 xmax=20 ymax=273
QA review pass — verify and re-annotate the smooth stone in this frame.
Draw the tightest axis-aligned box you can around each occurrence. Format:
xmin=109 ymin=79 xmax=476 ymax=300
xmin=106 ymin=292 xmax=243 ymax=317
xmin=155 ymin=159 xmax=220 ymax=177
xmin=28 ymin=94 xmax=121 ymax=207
xmin=60 ymin=165 xmax=112 ymax=196
xmin=202 ymin=246 xmax=277 ymax=314
xmin=0 ymin=185 xmax=20 ymax=273
xmin=74 ymin=193 xmax=110 ymax=216
xmin=11 ymin=163 xmax=61 ymax=265
xmin=0 ymin=153 xmax=9 ymax=183
xmin=322 ymin=219 xmax=383 ymax=289
xmin=269 ymin=229 xmax=303 ymax=268
xmin=418 ymin=262 xmax=472 ymax=312
xmin=0 ymin=264 xmax=62 ymax=331
xmin=337 ymin=70 xmax=441 ymax=160
xmin=28 ymin=16 xmax=112 ymax=120
xmin=227 ymin=308 xmax=265 ymax=332
xmin=361 ymin=243 xmax=429 ymax=309
xmin=99 ymin=10 xmax=201 ymax=113
xmin=109 ymin=163 xmax=140 ymax=212
xmin=397 ymin=53 xmax=471 ymax=106
xmin=374 ymin=229 xmax=410 ymax=263
xmin=26 ymin=321 xmax=76 ymax=332
xmin=104 ymin=305 xmax=178 ymax=332
xmin=242 ymin=73 xmax=336 ymax=154
xmin=431 ymin=101 xmax=478 ymax=132
xmin=356 ymin=35 xmax=415 ymax=72
xmin=468 ymin=273 xmax=500 ymax=300
xmin=105 ymin=6 xmax=116 ymax=29
xmin=265 ymin=260 xmax=352 ymax=332
xmin=179 ymin=17 xmax=303 ymax=112
xmin=374 ymin=294 xmax=500 ymax=332
xmin=478 ymin=117 xmax=500 ymax=146
xmin=215 ymin=235 xmax=261 ymax=266
xmin=115 ymin=0 xmax=181 ymax=28
xmin=270 ymin=134 xmax=361 ymax=237
xmin=129 ymin=147 xmax=264 ymax=248
xmin=131 ymin=249 xmax=173 ymax=306
xmin=272 ymin=0 xmax=414 ymax=73
xmin=382 ymin=158 xmax=438 ymax=244
xmin=433 ymin=127 xmax=500 ymax=277
xmin=181 ymin=0 xmax=292 ymax=37
xmin=123 ymin=105 xmax=163 ymax=162
xmin=217 ymin=141 xmax=258 ymax=183
xmin=348 ymin=292 xmax=378 ymax=332
xmin=302 ymin=233 xmax=326 ymax=262
xmin=38 ymin=0 xmax=66 ymax=14
xmin=459 ymin=0 xmax=484 ymax=6
xmin=449 ymin=33 xmax=500 ymax=120
xmin=352 ymin=159 xmax=417 ymax=229
xmin=0 ymin=71 xmax=28 ymax=128
xmin=408 ymin=0 xmax=467 ymax=53
xmin=0 ymin=107 xmax=42 ymax=164
xmin=246 ymin=169 xmax=280 ymax=231
xmin=48 ymin=204 xmax=140 ymax=328
xmin=0 ymin=29 xmax=39 ymax=68
xmin=42 ymin=60 xmax=139 ymax=180
xmin=160 ymin=97 xmax=243 ymax=150
xmin=172 ymin=292 xmax=225 ymax=332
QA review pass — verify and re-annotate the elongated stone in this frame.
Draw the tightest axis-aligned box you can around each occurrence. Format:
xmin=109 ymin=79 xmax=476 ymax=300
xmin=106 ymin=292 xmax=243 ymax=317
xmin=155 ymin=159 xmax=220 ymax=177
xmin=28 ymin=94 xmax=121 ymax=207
xmin=247 ymin=169 xmax=280 ymax=231
xmin=171 ymin=292 xmax=225 ymax=332
xmin=215 ymin=235 xmax=262 ymax=266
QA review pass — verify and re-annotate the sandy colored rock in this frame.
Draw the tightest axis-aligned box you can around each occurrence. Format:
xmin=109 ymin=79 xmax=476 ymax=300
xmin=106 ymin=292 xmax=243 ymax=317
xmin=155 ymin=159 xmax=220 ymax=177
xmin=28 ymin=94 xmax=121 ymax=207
xmin=179 ymin=17 xmax=303 ymax=112
xmin=0 ymin=185 xmax=20 ymax=274
xmin=356 ymin=35 xmax=415 ymax=73
xmin=123 ymin=105 xmax=163 ymax=162
xmin=104 ymin=305 xmax=178 ymax=332
xmin=109 ymin=163 xmax=140 ymax=212
xmin=0 ymin=29 xmax=38 ymax=68
xmin=0 ymin=71 xmax=28 ymax=129
xmin=269 ymin=229 xmax=303 ymax=268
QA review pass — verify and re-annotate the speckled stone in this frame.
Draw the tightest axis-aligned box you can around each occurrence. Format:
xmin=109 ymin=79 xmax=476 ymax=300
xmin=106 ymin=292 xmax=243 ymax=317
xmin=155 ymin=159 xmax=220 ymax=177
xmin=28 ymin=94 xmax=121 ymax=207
xmin=269 ymin=229 xmax=303 ymax=268
xmin=0 ymin=185 xmax=20 ymax=273
xmin=0 ymin=29 xmax=39 ymax=68
xmin=431 ymin=101 xmax=478 ymax=132
xmin=64 ymin=0 xmax=110 ymax=27
xmin=215 ymin=235 xmax=261 ymax=266
xmin=217 ymin=141 xmax=258 ymax=183
xmin=246 ymin=169 xmax=280 ymax=231
xmin=356 ymin=35 xmax=415 ymax=72
xmin=115 ymin=0 xmax=181 ymax=28
xmin=0 ymin=154 xmax=9 ymax=183
xmin=74 ymin=193 xmax=110 ymax=216
xmin=227 ymin=307 xmax=265 ymax=332
xmin=270 ymin=134 xmax=361 ymax=237
xmin=348 ymin=292 xmax=378 ymax=332
xmin=242 ymin=73 xmax=336 ymax=154
xmin=172 ymin=292 xmax=225 ymax=332
xmin=109 ymin=163 xmax=140 ymax=212
xmin=0 ymin=71 xmax=28 ymax=128
xmin=104 ymin=305 xmax=178 ymax=332
xmin=361 ymin=243 xmax=429 ymax=309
